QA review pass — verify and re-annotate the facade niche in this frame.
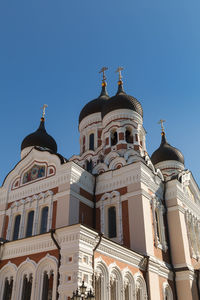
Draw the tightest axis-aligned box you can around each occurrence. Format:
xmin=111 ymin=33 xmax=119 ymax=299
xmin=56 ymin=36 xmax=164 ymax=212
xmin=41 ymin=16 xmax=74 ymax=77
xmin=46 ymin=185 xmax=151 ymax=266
xmin=111 ymin=130 xmax=118 ymax=146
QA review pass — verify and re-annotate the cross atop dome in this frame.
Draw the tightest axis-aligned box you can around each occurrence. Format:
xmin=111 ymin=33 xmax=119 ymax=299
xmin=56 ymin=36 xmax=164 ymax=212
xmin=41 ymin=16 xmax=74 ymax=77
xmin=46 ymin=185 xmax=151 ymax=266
xmin=158 ymin=119 xmax=166 ymax=135
xmin=42 ymin=104 xmax=48 ymax=120
xmin=115 ymin=66 xmax=125 ymax=94
xmin=99 ymin=67 xmax=108 ymax=86
xmin=115 ymin=66 xmax=124 ymax=82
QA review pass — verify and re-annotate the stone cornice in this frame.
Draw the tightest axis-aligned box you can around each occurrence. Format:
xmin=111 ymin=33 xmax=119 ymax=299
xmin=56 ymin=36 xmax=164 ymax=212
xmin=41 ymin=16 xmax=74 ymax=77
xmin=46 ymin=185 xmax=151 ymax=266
xmin=148 ymin=256 xmax=173 ymax=280
xmin=96 ymin=161 xmax=163 ymax=196
xmin=1 ymin=224 xmax=173 ymax=282
xmin=102 ymin=109 xmax=143 ymax=128
xmin=165 ymin=180 xmax=200 ymax=218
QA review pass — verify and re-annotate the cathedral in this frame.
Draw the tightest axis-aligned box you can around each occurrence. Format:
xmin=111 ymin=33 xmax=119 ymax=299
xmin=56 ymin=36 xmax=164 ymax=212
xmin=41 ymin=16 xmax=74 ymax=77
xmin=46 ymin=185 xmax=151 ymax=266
xmin=0 ymin=68 xmax=200 ymax=300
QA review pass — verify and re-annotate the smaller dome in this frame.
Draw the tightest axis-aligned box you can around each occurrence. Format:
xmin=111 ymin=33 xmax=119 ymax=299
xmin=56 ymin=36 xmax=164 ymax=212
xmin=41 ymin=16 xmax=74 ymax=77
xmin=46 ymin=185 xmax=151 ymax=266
xmin=151 ymin=133 xmax=184 ymax=165
xmin=21 ymin=118 xmax=57 ymax=153
xmin=102 ymin=82 xmax=143 ymax=119
xmin=79 ymin=85 xmax=109 ymax=124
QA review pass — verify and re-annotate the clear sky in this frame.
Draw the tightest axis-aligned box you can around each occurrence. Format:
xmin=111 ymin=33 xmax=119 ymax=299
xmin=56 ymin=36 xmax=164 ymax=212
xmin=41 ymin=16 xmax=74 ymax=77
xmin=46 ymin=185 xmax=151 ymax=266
xmin=0 ymin=0 xmax=200 ymax=185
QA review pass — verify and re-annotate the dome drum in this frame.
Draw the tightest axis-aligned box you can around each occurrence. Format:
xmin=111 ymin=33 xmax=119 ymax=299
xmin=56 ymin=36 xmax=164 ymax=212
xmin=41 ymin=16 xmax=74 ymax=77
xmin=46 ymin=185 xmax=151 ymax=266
xmin=101 ymin=91 xmax=143 ymax=120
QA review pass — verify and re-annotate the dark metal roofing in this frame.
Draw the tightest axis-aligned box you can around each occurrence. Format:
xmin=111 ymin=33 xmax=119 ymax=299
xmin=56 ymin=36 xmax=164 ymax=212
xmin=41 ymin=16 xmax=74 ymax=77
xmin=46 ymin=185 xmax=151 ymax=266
xmin=79 ymin=85 xmax=109 ymax=124
xmin=151 ymin=133 xmax=184 ymax=165
xmin=102 ymin=90 xmax=143 ymax=119
xmin=35 ymin=146 xmax=67 ymax=164
xmin=101 ymin=83 xmax=143 ymax=119
xmin=21 ymin=118 xmax=58 ymax=153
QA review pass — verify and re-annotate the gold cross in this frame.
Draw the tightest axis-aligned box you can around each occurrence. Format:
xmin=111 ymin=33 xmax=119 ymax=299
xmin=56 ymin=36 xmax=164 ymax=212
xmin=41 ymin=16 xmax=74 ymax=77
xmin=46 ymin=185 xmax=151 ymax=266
xmin=42 ymin=104 xmax=48 ymax=119
xmin=158 ymin=119 xmax=166 ymax=133
xmin=115 ymin=67 xmax=124 ymax=81
xmin=99 ymin=67 xmax=108 ymax=82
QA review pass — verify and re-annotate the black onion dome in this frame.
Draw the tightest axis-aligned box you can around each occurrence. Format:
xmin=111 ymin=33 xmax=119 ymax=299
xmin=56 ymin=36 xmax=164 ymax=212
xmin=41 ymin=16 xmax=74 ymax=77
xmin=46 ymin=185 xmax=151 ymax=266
xmin=151 ymin=133 xmax=184 ymax=165
xmin=102 ymin=83 xmax=143 ymax=119
xmin=21 ymin=118 xmax=57 ymax=153
xmin=79 ymin=85 xmax=109 ymax=124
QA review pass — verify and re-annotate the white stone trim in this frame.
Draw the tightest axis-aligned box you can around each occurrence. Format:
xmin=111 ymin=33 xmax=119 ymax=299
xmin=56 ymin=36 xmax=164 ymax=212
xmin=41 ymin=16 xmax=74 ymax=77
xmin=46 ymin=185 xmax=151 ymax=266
xmin=134 ymin=272 xmax=148 ymax=300
xmin=162 ymin=281 xmax=173 ymax=300
xmin=99 ymin=191 xmax=123 ymax=244
xmin=152 ymin=196 xmax=168 ymax=252
xmin=6 ymin=191 xmax=54 ymax=240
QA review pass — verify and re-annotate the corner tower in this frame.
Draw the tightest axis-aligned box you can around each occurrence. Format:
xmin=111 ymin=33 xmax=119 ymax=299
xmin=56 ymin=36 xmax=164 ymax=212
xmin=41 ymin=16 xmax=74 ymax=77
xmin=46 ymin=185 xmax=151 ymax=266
xmin=21 ymin=105 xmax=58 ymax=159
xmin=151 ymin=120 xmax=184 ymax=180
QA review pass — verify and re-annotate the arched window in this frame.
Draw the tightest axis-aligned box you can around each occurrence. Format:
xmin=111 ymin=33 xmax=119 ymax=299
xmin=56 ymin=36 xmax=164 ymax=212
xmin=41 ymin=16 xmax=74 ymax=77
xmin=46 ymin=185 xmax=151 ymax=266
xmin=89 ymin=133 xmax=94 ymax=150
xmin=124 ymin=273 xmax=135 ymax=300
xmin=195 ymin=224 xmax=200 ymax=253
xmin=42 ymin=271 xmax=54 ymax=300
xmin=95 ymin=275 xmax=101 ymax=300
xmin=110 ymin=279 xmax=116 ymax=300
xmin=111 ymin=131 xmax=118 ymax=146
xmin=155 ymin=209 xmax=161 ymax=242
xmin=163 ymin=283 xmax=173 ymax=300
xmin=21 ymin=274 xmax=33 ymax=300
xmin=2 ymin=277 xmax=13 ymax=300
xmin=26 ymin=211 xmax=34 ymax=237
xmin=125 ymin=129 xmax=133 ymax=143
xmin=135 ymin=275 xmax=147 ymax=300
xmin=125 ymin=284 xmax=129 ymax=300
xmin=108 ymin=206 xmax=117 ymax=238
xmin=13 ymin=215 xmax=21 ymax=240
xmin=109 ymin=268 xmax=122 ymax=300
xmin=82 ymin=135 xmax=86 ymax=153
xmin=86 ymin=160 xmax=93 ymax=173
xmin=40 ymin=206 xmax=49 ymax=234
xmin=136 ymin=287 xmax=141 ymax=300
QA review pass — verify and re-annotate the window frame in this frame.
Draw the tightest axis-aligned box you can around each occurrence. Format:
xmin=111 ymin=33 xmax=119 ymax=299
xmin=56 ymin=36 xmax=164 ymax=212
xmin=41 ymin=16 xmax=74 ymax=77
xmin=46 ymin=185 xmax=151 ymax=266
xmin=39 ymin=206 xmax=49 ymax=234
xmin=12 ymin=214 xmax=21 ymax=240
xmin=25 ymin=210 xmax=35 ymax=238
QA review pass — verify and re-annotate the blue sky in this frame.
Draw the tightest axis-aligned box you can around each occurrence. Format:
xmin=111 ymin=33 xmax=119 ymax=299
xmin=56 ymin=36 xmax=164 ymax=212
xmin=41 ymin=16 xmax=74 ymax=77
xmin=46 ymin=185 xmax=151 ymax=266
xmin=0 ymin=0 xmax=200 ymax=185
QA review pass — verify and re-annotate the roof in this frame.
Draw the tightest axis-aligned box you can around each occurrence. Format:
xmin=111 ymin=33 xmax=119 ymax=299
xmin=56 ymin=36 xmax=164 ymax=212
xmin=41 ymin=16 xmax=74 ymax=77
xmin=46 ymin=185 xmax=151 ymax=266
xmin=21 ymin=118 xmax=58 ymax=153
xmin=151 ymin=133 xmax=184 ymax=165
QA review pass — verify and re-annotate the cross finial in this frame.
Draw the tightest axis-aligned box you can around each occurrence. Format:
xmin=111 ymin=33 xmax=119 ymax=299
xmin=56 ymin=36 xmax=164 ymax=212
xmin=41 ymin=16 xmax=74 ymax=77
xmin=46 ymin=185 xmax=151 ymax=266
xmin=42 ymin=104 xmax=48 ymax=119
xmin=158 ymin=119 xmax=166 ymax=134
xmin=99 ymin=67 xmax=108 ymax=84
xmin=115 ymin=67 xmax=124 ymax=81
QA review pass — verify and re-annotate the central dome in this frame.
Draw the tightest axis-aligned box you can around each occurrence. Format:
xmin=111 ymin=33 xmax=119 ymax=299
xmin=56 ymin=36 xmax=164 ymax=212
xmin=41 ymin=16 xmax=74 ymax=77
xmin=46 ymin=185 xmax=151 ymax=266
xmin=79 ymin=85 xmax=109 ymax=124
xmin=102 ymin=82 xmax=143 ymax=119
xmin=21 ymin=118 xmax=57 ymax=153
